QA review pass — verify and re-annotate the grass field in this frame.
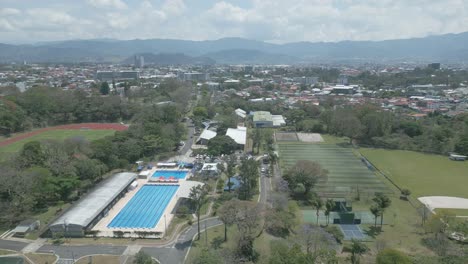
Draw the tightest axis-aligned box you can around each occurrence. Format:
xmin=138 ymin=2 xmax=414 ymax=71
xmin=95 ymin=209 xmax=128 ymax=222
xmin=278 ymin=142 xmax=390 ymax=198
xmin=25 ymin=253 xmax=57 ymax=264
xmin=360 ymin=148 xmax=468 ymax=199
xmin=0 ymin=249 xmax=16 ymax=255
xmin=75 ymin=255 xmax=120 ymax=264
xmin=0 ymin=129 xmax=115 ymax=155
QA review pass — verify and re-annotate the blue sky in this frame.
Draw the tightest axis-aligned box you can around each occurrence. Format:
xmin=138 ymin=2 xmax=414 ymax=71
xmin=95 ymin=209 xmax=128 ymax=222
xmin=1 ymin=0 xmax=468 ymax=44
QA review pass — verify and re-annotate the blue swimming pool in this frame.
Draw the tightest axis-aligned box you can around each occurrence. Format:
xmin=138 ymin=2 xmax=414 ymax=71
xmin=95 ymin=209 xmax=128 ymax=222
xmin=108 ymin=185 xmax=179 ymax=229
xmin=152 ymin=170 xmax=188 ymax=179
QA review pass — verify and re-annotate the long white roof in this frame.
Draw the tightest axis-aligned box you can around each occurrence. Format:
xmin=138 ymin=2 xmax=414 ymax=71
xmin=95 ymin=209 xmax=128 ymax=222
xmin=50 ymin=172 xmax=137 ymax=229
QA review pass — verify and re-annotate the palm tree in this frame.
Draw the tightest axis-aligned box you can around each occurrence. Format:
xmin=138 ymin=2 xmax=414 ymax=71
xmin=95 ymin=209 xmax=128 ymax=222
xmin=324 ymin=199 xmax=334 ymax=225
xmin=373 ymin=193 xmax=392 ymax=227
xmin=312 ymin=197 xmax=323 ymax=226
xmin=370 ymin=204 xmax=381 ymax=228
xmin=189 ymin=185 xmax=207 ymax=240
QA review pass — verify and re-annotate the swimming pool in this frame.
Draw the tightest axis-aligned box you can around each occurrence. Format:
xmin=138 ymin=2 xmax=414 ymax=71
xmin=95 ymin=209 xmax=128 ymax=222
xmin=108 ymin=185 xmax=179 ymax=229
xmin=152 ymin=170 xmax=188 ymax=179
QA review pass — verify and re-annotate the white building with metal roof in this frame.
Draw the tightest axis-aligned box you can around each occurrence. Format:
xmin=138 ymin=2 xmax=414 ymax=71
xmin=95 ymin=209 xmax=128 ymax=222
xmin=49 ymin=172 xmax=137 ymax=237
xmin=226 ymin=126 xmax=247 ymax=145
xmin=196 ymin=129 xmax=217 ymax=145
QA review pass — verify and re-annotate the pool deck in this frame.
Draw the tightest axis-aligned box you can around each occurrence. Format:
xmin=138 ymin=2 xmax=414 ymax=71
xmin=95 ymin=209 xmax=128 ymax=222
xmin=91 ymin=167 xmax=191 ymax=237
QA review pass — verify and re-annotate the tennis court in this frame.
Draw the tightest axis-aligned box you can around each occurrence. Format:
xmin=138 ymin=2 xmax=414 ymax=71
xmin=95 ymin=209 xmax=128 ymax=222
xmin=303 ymin=210 xmax=377 ymax=225
xmin=108 ymin=184 xmax=179 ymax=229
xmin=278 ymin=143 xmax=391 ymax=198
xmin=340 ymin=224 xmax=366 ymax=240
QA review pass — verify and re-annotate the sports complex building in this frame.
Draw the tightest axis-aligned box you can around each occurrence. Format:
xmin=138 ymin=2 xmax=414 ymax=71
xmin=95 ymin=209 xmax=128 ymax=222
xmin=49 ymin=167 xmax=202 ymax=238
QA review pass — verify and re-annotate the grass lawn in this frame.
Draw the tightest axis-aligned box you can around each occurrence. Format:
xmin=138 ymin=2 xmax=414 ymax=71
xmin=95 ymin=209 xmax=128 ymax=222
xmin=0 ymin=129 xmax=115 ymax=155
xmin=25 ymin=253 xmax=57 ymax=264
xmin=360 ymin=148 xmax=468 ymax=199
xmin=434 ymin=208 xmax=468 ymax=216
xmin=75 ymin=255 xmax=120 ymax=264
xmin=355 ymin=197 xmax=434 ymax=256
xmin=321 ymin=134 xmax=349 ymax=145
xmin=0 ymin=249 xmax=16 ymax=255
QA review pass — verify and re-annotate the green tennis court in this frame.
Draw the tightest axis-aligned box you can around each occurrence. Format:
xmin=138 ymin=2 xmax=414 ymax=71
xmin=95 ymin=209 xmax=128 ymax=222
xmin=278 ymin=142 xmax=391 ymax=198
xmin=302 ymin=210 xmax=378 ymax=225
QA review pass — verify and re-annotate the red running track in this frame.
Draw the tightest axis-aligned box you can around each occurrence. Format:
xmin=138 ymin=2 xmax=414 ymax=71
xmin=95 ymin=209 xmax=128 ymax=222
xmin=0 ymin=123 xmax=128 ymax=147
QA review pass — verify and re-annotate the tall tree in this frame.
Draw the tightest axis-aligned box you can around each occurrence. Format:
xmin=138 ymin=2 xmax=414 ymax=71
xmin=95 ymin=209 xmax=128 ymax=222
xmin=252 ymin=128 xmax=262 ymax=154
xmin=225 ymin=154 xmax=237 ymax=192
xmin=17 ymin=141 xmax=46 ymax=168
xmin=372 ymin=193 xmax=392 ymax=227
xmin=189 ymin=184 xmax=208 ymax=240
xmin=207 ymin=135 xmax=238 ymax=156
xmin=238 ymin=157 xmax=259 ymax=200
xmin=370 ymin=204 xmax=382 ymax=228
xmin=218 ymin=199 xmax=237 ymax=241
xmin=312 ymin=197 xmax=324 ymax=226
xmin=283 ymin=160 xmax=328 ymax=198
xmin=324 ymin=199 xmax=335 ymax=226
xmin=100 ymin=82 xmax=110 ymax=95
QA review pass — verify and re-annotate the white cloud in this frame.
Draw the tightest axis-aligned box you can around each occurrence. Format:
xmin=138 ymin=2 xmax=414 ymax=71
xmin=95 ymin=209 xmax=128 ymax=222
xmin=0 ymin=8 xmax=21 ymax=16
xmin=86 ymin=0 xmax=127 ymax=10
xmin=0 ymin=19 xmax=15 ymax=31
xmin=1 ymin=0 xmax=468 ymax=43
xmin=162 ymin=0 xmax=186 ymax=16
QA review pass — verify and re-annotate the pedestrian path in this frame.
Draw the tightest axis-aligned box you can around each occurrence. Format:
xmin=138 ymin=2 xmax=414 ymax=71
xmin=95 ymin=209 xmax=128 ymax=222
xmin=21 ymin=238 xmax=46 ymax=253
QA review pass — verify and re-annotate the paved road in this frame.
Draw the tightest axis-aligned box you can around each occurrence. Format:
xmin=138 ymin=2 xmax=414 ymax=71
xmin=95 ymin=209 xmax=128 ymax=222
xmin=142 ymin=218 xmax=222 ymax=264
xmin=0 ymin=239 xmax=28 ymax=251
xmin=259 ymin=163 xmax=272 ymax=205
xmin=37 ymin=244 xmax=126 ymax=260
xmin=181 ymin=119 xmax=195 ymax=155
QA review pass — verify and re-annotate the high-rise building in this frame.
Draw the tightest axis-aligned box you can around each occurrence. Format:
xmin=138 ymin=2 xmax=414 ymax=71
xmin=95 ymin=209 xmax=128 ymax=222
xmin=134 ymin=55 xmax=144 ymax=68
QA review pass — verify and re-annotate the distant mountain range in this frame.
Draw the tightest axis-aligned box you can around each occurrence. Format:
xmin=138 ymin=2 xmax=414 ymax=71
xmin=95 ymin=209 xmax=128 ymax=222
xmin=2 ymin=32 xmax=468 ymax=64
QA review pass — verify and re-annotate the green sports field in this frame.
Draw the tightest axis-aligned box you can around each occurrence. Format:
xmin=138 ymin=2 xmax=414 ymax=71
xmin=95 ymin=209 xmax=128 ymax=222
xmin=278 ymin=142 xmax=391 ymax=198
xmin=360 ymin=148 xmax=468 ymax=199
xmin=0 ymin=129 xmax=115 ymax=156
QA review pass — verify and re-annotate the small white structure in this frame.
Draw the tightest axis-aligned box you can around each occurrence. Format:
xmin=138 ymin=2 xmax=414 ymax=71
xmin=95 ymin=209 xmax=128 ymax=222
xmin=449 ymin=153 xmax=467 ymax=161
xmin=235 ymin=108 xmax=247 ymax=119
xmin=419 ymin=196 xmax=468 ymax=212
xmin=138 ymin=170 xmax=150 ymax=179
xmin=201 ymin=163 xmax=219 ymax=176
xmin=12 ymin=219 xmax=40 ymax=238
xmin=156 ymin=162 xmax=178 ymax=168
xmin=129 ymin=181 xmax=138 ymax=190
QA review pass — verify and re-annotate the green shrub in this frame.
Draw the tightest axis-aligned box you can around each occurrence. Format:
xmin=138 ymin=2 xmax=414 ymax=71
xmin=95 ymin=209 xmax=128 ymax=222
xmin=325 ymin=225 xmax=344 ymax=244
